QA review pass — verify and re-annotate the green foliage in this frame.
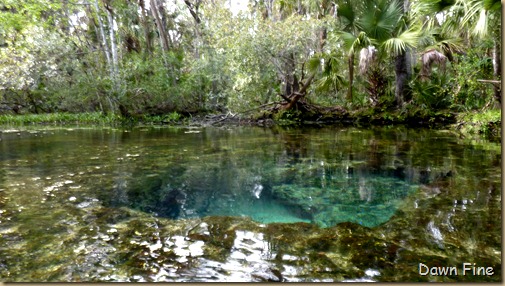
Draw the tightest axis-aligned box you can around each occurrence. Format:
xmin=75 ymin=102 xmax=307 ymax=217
xmin=410 ymin=75 xmax=452 ymax=110
xmin=0 ymin=0 xmax=500 ymax=125
xmin=382 ymin=26 xmax=421 ymax=57
xmin=455 ymin=109 xmax=501 ymax=139
xmin=357 ymin=0 xmax=403 ymax=42
xmin=204 ymin=2 xmax=334 ymax=112
xmin=0 ymin=112 xmax=120 ymax=125
xmin=448 ymin=50 xmax=495 ymax=111
xmin=273 ymin=109 xmax=303 ymax=125
xmin=142 ymin=112 xmax=182 ymax=125
xmin=307 ymin=53 xmax=346 ymax=105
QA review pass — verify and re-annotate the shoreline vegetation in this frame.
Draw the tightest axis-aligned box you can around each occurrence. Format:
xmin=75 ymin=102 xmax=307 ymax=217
xmin=0 ymin=1 xmax=501 ymax=144
xmin=0 ymin=108 xmax=500 ymax=142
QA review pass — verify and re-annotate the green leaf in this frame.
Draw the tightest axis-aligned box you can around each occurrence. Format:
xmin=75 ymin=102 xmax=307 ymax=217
xmin=382 ymin=27 xmax=420 ymax=56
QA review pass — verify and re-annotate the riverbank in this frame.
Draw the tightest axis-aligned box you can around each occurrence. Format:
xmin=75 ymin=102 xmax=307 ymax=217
xmin=0 ymin=108 xmax=501 ymax=142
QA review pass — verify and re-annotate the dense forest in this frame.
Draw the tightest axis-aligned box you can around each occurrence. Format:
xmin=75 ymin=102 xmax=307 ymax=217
xmin=0 ymin=0 xmax=501 ymax=124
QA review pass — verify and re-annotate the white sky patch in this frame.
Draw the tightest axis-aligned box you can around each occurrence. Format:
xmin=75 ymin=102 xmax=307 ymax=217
xmin=227 ymin=0 xmax=249 ymax=16
xmin=435 ymin=12 xmax=446 ymax=25
xmin=69 ymin=11 xmax=88 ymax=32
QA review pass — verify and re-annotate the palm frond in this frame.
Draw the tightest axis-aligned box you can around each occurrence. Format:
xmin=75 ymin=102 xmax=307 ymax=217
xmin=337 ymin=31 xmax=372 ymax=55
xmin=381 ymin=27 xmax=420 ymax=56
xmin=315 ymin=73 xmax=345 ymax=93
xmin=473 ymin=8 xmax=488 ymax=37
xmin=420 ymin=49 xmax=447 ymax=80
xmin=382 ymin=38 xmax=406 ymax=57
xmin=458 ymin=0 xmax=501 ymax=37
xmin=336 ymin=1 xmax=356 ymax=31
xmin=357 ymin=0 xmax=403 ymax=42
xmin=337 ymin=31 xmax=358 ymax=54
xmin=483 ymin=0 xmax=501 ymax=11
xmin=307 ymin=53 xmax=323 ymax=74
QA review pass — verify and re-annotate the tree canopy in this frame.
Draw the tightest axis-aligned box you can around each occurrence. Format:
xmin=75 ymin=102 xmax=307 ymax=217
xmin=0 ymin=0 xmax=501 ymax=117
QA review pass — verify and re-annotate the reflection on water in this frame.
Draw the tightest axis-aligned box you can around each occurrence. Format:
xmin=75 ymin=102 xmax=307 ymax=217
xmin=0 ymin=126 xmax=501 ymax=282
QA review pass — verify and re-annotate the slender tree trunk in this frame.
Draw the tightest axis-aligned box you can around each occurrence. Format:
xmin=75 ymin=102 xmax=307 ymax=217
xmin=492 ymin=39 xmax=501 ymax=103
xmin=184 ymin=0 xmax=202 ymax=58
xmin=149 ymin=0 xmax=174 ymax=81
xmin=318 ymin=28 xmax=327 ymax=53
xmin=106 ymin=8 xmax=119 ymax=80
xmin=92 ymin=0 xmax=119 ymax=112
xmin=266 ymin=0 xmax=274 ymax=19
xmin=157 ymin=3 xmax=174 ymax=48
xmin=150 ymin=0 xmax=170 ymax=53
xmin=139 ymin=0 xmax=153 ymax=56
xmin=92 ymin=0 xmax=112 ymax=74
xmin=347 ymin=53 xmax=354 ymax=101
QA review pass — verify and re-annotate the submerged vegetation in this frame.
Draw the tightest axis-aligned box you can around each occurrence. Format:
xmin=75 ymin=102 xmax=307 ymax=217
xmin=0 ymin=126 xmax=501 ymax=282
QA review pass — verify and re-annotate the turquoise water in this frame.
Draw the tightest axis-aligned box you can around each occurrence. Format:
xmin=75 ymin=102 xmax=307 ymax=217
xmin=0 ymin=126 xmax=501 ymax=282
xmin=53 ymin=127 xmax=420 ymax=227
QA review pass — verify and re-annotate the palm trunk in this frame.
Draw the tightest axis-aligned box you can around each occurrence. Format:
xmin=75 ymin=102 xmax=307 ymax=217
xmin=395 ymin=52 xmax=410 ymax=106
xmin=394 ymin=0 xmax=411 ymax=107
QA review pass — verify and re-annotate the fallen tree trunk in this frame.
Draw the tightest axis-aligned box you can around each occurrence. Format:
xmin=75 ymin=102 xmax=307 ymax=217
xmin=283 ymin=73 xmax=315 ymax=110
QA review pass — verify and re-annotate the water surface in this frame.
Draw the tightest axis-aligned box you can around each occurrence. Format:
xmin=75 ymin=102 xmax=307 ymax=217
xmin=0 ymin=126 xmax=501 ymax=282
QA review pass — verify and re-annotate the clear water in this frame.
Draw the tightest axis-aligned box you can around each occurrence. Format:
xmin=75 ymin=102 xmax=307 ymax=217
xmin=0 ymin=126 xmax=501 ymax=282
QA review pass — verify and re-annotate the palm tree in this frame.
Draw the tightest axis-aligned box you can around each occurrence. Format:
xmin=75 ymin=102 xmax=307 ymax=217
xmin=458 ymin=0 xmax=501 ymax=101
xmin=336 ymin=0 xmax=420 ymax=105
xmin=413 ymin=0 xmax=501 ymax=102
xmin=335 ymin=0 xmax=370 ymax=101
xmin=339 ymin=31 xmax=372 ymax=101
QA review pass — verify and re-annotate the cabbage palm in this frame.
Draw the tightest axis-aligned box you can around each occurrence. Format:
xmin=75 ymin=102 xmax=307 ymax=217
xmin=338 ymin=30 xmax=372 ymax=101
xmin=458 ymin=0 xmax=501 ymax=90
xmin=414 ymin=0 xmax=501 ymax=101
xmin=458 ymin=0 xmax=501 ymax=37
xmin=336 ymin=0 xmax=421 ymax=105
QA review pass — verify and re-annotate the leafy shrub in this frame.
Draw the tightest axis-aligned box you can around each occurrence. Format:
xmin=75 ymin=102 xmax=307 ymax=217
xmin=448 ymin=51 xmax=495 ymax=111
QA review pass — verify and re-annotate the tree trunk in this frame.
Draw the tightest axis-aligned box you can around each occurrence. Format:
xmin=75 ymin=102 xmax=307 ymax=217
xmin=395 ymin=52 xmax=409 ymax=106
xmin=184 ymin=0 xmax=202 ymax=58
xmin=283 ymin=52 xmax=298 ymax=98
xmin=394 ymin=0 xmax=412 ymax=107
xmin=150 ymin=0 xmax=170 ymax=53
xmin=318 ymin=28 xmax=327 ymax=53
xmin=184 ymin=0 xmax=201 ymax=24
xmin=138 ymin=0 xmax=153 ymax=55
xmin=492 ymin=39 xmax=501 ymax=103
xmin=347 ymin=53 xmax=354 ymax=101
xmin=105 ymin=7 xmax=119 ymax=81
xmin=92 ymin=0 xmax=112 ymax=75
xmin=265 ymin=0 xmax=274 ymax=19
xmin=284 ymin=73 xmax=315 ymax=110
